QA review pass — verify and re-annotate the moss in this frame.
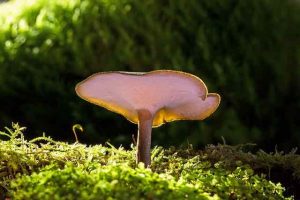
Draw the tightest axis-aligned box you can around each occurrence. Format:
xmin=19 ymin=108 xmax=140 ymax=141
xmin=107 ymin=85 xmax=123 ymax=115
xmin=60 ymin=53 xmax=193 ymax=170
xmin=0 ymin=123 xmax=297 ymax=199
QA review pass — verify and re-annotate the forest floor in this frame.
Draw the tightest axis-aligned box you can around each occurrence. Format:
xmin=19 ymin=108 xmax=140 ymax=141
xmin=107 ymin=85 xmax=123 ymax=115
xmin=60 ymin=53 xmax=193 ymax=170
xmin=0 ymin=123 xmax=299 ymax=199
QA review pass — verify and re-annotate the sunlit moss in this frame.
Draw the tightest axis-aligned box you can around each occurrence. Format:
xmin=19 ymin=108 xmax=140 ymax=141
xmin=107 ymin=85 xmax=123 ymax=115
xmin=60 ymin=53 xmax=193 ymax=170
xmin=0 ymin=123 xmax=296 ymax=199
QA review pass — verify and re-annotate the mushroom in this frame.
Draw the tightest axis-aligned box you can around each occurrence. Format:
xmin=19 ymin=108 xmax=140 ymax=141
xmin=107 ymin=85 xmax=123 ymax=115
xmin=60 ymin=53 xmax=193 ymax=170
xmin=75 ymin=70 xmax=220 ymax=167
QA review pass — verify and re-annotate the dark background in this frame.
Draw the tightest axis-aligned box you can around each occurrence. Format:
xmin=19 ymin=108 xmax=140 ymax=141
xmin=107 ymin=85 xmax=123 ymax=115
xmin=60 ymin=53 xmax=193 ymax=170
xmin=0 ymin=0 xmax=299 ymax=151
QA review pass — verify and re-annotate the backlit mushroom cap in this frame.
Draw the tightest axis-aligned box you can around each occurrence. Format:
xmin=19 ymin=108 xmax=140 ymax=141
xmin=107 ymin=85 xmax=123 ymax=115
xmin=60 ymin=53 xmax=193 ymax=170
xmin=76 ymin=70 xmax=220 ymax=127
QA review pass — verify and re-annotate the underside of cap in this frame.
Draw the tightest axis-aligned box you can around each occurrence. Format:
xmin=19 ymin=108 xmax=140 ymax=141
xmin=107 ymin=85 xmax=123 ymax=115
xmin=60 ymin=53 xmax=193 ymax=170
xmin=152 ymin=93 xmax=221 ymax=127
xmin=76 ymin=70 xmax=220 ymax=127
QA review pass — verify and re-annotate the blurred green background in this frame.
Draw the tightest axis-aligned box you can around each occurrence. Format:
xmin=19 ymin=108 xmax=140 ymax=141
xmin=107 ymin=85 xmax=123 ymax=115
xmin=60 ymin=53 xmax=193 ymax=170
xmin=0 ymin=0 xmax=299 ymax=151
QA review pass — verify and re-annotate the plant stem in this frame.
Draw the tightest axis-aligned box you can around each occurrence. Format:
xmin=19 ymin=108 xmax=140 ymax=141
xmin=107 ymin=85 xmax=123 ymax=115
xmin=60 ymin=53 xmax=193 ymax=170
xmin=137 ymin=109 xmax=153 ymax=167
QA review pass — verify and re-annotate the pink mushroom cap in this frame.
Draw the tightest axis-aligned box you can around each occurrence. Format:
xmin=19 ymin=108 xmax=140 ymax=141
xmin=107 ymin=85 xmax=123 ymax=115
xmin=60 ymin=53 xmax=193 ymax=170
xmin=76 ymin=70 xmax=220 ymax=127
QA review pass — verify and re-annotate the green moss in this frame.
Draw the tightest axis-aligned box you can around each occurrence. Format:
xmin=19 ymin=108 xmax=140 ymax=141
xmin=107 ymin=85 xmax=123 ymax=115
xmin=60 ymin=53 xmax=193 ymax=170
xmin=10 ymin=163 xmax=217 ymax=200
xmin=0 ymin=123 xmax=296 ymax=199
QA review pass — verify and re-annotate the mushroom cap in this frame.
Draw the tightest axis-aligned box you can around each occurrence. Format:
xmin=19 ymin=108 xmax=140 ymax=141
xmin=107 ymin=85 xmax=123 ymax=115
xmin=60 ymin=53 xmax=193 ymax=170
xmin=76 ymin=70 xmax=220 ymax=127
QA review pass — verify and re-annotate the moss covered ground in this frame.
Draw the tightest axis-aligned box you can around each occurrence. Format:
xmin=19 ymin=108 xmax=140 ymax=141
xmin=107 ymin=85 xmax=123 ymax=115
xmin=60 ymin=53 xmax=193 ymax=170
xmin=0 ymin=123 xmax=299 ymax=199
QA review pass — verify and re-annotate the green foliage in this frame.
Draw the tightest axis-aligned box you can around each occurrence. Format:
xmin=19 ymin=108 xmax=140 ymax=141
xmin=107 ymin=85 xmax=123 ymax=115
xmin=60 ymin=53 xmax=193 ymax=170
xmin=196 ymin=144 xmax=300 ymax=179
xmin=0 ymin=0 xmax=299 ymax=149
xmin=0 ymin=124 xmax=296 ymax=199
xmin=10 ymin=162 xmax=291 ymax=200
xmin=10 ymin=164 xmax=217 ymax=200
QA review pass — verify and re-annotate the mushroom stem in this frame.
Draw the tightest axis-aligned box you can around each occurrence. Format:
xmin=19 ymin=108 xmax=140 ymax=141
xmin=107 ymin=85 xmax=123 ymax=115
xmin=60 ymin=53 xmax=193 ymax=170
xmin=137 ymin=109 xmax=153 ymax=167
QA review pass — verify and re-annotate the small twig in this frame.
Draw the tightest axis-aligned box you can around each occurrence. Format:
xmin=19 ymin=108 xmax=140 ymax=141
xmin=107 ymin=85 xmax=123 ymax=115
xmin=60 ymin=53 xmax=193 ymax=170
xmin=72 ymin=124 xmax=83 ymax=143
xmin=132 ymin=134 xmax=137 ymax=146
xmin=221 ymin=136 xmax=226 ymax=145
